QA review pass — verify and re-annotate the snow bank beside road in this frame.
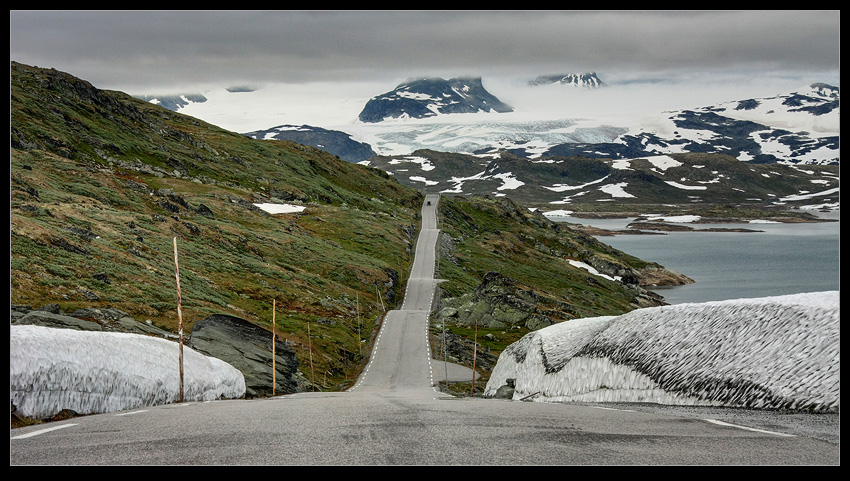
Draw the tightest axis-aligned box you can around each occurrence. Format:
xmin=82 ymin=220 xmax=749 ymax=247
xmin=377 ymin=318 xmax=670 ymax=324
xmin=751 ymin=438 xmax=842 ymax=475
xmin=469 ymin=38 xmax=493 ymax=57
xmin=10 ymin=325 xmax=246 ymax=419
xmin=485 ymin=292 xmax=839 ymax=412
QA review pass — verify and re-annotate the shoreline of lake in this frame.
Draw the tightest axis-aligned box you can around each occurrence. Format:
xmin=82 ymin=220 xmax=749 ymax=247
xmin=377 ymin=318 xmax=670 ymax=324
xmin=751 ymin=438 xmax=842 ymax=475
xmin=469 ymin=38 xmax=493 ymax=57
xmin=548 ymin=208 xmax=840 ymax=305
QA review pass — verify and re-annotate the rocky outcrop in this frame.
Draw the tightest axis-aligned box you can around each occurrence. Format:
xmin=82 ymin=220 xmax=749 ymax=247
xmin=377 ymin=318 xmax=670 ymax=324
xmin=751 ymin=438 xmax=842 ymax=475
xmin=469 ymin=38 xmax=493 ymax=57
xmin=188 ymin=314 xmax=300 ymax=398
xmin=634 ymin=266 xmax=695 ymax=287
xmin=436 ymin=329 xmax=499 ymax=372
xmin=12 ymin=304 xmax=176 ymax=338
xmin=435 ymin=272 xmax=580 ymax=331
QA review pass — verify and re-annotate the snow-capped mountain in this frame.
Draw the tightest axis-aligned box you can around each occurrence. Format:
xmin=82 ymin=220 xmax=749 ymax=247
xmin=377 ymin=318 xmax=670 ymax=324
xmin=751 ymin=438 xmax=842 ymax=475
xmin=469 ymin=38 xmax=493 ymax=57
xmin=347 ymin=82 xmax=839 ymax=166
xmin=528 ymin=72 xmax=605 ymax=88
xmin=357 ymin=77 xmax=514 ymax=123
xmin=142 ymin=77 xmax=838 ymax=168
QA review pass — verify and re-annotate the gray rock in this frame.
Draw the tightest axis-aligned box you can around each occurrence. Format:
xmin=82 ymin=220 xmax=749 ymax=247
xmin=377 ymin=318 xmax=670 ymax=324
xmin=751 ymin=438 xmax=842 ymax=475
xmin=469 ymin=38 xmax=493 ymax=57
xmin=188 ymin=314 xmax=301 ymax=399
xmin=12 ymin=305 xmax=176 ymax=339
xmin=438 ymin=330 xmax=498 ymax=372
xmin=15 ymin=310 xmax=104 ymax=331
xmin=37 ymin=303 xmax=63 ymax=314
xmin=493 ymin=378 xmax=516 ymax=399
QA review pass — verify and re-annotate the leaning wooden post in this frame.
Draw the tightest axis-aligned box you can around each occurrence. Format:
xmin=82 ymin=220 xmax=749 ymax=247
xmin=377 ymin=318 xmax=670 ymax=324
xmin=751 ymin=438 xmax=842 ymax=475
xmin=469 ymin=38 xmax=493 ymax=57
xmin=272 ymin=299 xmax=276 ymax=396
xmin=308 ymin=321 xmax=315 ymax=392
xmin=471 ymin=317 xmax=478 ymax=397
xmin=173 ymin=237 xmax=185 ymax=403
xmin=376 ymin=285 xmax=385 ymax=311
xmin=356 ymin=292 xmax=361 ymax=356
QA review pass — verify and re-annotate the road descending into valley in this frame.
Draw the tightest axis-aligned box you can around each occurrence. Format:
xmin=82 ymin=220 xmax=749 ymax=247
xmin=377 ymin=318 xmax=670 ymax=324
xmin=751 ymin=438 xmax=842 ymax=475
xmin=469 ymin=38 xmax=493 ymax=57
xmin=10 ymin=194 xmax=839 ymax=465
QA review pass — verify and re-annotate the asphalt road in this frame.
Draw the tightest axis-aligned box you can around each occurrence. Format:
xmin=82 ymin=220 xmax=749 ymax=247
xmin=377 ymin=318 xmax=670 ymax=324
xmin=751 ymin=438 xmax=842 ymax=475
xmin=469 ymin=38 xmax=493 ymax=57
xmin=9 ymin=194 xmax=839 ymax=465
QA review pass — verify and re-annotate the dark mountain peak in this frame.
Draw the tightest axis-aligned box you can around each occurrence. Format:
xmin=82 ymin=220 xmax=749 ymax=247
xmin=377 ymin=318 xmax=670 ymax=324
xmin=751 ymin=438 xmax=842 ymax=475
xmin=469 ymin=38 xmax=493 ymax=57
xmin=136 ymin=93 xmax=207 ymax=111
xmin=358 ymin=76 xmax=513 ymax=123
xmin=242 ymin=124 xmax=377 ymax=163
xmin=529 ymin=72 xmax=605 ymax=88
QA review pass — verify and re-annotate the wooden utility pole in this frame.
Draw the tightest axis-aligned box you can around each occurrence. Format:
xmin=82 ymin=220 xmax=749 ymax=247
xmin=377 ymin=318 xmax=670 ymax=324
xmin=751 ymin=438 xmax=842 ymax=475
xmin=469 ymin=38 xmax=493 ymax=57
xmin=173 ymin=237 xmax=184 ymax=403
xmin=272 ymin=299 xmax=276 ymax=396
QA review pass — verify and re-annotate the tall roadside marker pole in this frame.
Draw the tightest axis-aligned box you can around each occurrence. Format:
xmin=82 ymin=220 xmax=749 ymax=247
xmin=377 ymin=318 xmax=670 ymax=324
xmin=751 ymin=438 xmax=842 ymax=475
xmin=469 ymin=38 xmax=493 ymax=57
xmin=471 ymin=317 xmax=478 ymax=397
xmin=357 ymin=292 xmax=361 ymax=356
xmin=173 ymin=237 xmax=185 ymax=403
xmin=272 ymin=299 xmax=276 ymax=396
xmin=308 ymin=321 xmax=315 ymax=392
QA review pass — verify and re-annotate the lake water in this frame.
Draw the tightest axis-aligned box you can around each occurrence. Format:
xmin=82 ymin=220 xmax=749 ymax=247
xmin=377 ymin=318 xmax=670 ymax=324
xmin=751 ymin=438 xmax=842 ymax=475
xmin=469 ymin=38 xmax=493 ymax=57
xmin=549 ymin=211 xmax=840 ymax=305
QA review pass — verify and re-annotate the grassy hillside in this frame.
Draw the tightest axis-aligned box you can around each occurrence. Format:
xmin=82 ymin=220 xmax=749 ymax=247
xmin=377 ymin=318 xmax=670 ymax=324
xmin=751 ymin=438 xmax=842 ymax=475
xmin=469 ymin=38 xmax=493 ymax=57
xmin=435 ymin=195 xmax=665 ymax=314
xmin=10 ymin=61 xmax=686 ymax=393
xmin=10 ymin=61 xmax=423 ymax=390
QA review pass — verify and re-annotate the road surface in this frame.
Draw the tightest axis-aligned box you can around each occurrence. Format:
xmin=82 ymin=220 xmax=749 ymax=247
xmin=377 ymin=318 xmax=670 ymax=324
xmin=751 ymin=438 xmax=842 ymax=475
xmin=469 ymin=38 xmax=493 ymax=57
xmin=10 ymin=194 xmax=839 ymax=465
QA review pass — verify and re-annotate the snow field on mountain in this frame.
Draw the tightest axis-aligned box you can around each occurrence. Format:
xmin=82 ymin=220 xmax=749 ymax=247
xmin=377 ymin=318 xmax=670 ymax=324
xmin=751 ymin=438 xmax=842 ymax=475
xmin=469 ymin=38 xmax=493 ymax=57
xmin=10 ymin=325 xmax=246 ymax=419
xmin=484 ymin=291 xmax=839 ymax=412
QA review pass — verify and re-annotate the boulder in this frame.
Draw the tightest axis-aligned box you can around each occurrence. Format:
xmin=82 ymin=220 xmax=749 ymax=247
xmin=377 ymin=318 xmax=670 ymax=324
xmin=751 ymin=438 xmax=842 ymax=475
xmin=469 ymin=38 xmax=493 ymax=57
xmin=493 ymin=378 xmax=516 ymax=399
xmin=188 ymin=314 xmax=300 ymax=398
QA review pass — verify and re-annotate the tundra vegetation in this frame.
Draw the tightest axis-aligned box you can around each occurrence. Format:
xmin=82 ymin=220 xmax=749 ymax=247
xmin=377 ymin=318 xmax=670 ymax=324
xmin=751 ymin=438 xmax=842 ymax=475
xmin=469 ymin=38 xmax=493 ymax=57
xmin=10 ymin=61 xmax=694 ymax=396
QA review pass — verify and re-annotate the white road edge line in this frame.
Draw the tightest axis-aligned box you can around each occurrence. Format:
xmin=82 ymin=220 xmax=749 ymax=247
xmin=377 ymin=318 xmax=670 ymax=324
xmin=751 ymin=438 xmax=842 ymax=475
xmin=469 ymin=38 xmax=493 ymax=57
xmin=11 ymin=423 xmax=77 ymax=439
xmin=115 ymin=410 xmax=149 ymax=416
xmin=588 ymin=405 xmax=637 ymax=412
xmin=704 ymin=418 xmax=796 ymax=437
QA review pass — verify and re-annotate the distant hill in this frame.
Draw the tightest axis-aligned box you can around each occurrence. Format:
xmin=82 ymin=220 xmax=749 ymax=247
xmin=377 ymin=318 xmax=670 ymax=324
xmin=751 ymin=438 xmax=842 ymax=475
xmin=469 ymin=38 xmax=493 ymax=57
xmin=358 ymin=77 xmax=514 ymax=123
xmin=363 ymin=149 xmax=839 ymax=215
xmin=243 ymin=124 xmax=378 ymax=163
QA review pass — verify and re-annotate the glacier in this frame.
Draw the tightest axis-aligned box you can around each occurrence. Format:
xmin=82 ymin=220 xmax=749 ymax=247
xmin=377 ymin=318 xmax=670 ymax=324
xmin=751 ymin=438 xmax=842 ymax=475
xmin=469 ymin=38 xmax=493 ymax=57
xmin=10 ymin=325 xmax=246 ymax=419
xmin=484 ymin=291 xmax=839 ymax=412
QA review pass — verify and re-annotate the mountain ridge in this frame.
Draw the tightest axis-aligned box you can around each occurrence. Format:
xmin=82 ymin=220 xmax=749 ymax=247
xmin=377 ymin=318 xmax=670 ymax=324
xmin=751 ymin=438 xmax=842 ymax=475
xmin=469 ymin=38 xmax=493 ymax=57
xmin=363 ymin=149 xmax=839 ymax=216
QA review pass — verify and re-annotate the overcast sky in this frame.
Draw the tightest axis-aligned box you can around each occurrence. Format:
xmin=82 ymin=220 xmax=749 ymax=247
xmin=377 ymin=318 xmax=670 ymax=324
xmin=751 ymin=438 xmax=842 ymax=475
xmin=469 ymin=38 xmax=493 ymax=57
xmin=10 ymin=10 xmax=841 ymax=97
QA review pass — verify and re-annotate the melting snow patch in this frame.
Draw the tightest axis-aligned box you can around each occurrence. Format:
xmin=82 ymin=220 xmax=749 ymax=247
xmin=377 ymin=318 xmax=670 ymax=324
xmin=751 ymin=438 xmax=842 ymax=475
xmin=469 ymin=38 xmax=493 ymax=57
xmin=409 ymin=176 xmax=439 ymax=186
xmin=10 ymin=325 xmax=246 ymax=419
xmin=493 ymin=172 xmax=524 ymax=190
xmin=542 ymin=210 xmax=574 ymax=217
xmin=485 ymin=291 xmax=839 ymax=412
xmin=645 ymin=155 xmax=683 ymax=171
xmin=665 ymin=181 xmax=708 ymax=190
xmin=568 ymin=260 xmax=621 ymax=282
xmin=599 ymin=182 xmax=635 ymax=198
xmin=388 ymin=155 xmax=435 ymax=171
xmin=254 ymin=203 xmax=306 ymax=214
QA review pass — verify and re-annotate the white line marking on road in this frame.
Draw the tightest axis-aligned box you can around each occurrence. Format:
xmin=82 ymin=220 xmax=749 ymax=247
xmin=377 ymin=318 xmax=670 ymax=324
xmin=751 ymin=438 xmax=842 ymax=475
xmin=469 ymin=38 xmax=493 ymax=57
xmin=11 ymin=423 xmax=77 ymax=439
xmin=589 ymin=406 xmax=637 ymax=412
xmin=704 ymin=419 xmax=796 ymax=437
xmin=115 ymin=410 xmax=148 ymax=416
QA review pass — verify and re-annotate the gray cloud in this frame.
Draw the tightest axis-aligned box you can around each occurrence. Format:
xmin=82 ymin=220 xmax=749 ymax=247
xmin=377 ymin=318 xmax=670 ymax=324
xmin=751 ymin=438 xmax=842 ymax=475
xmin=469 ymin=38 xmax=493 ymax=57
xmin=10 ymin=10 xmax=840 ymax=95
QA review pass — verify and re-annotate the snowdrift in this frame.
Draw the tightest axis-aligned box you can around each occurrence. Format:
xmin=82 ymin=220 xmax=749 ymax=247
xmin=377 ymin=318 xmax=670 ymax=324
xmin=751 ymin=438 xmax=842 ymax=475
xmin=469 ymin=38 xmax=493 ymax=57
xmin=10 ymin=325 xmax=246 ymax=419
xmin=484 ymin=292 xmax=839 ymax=412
